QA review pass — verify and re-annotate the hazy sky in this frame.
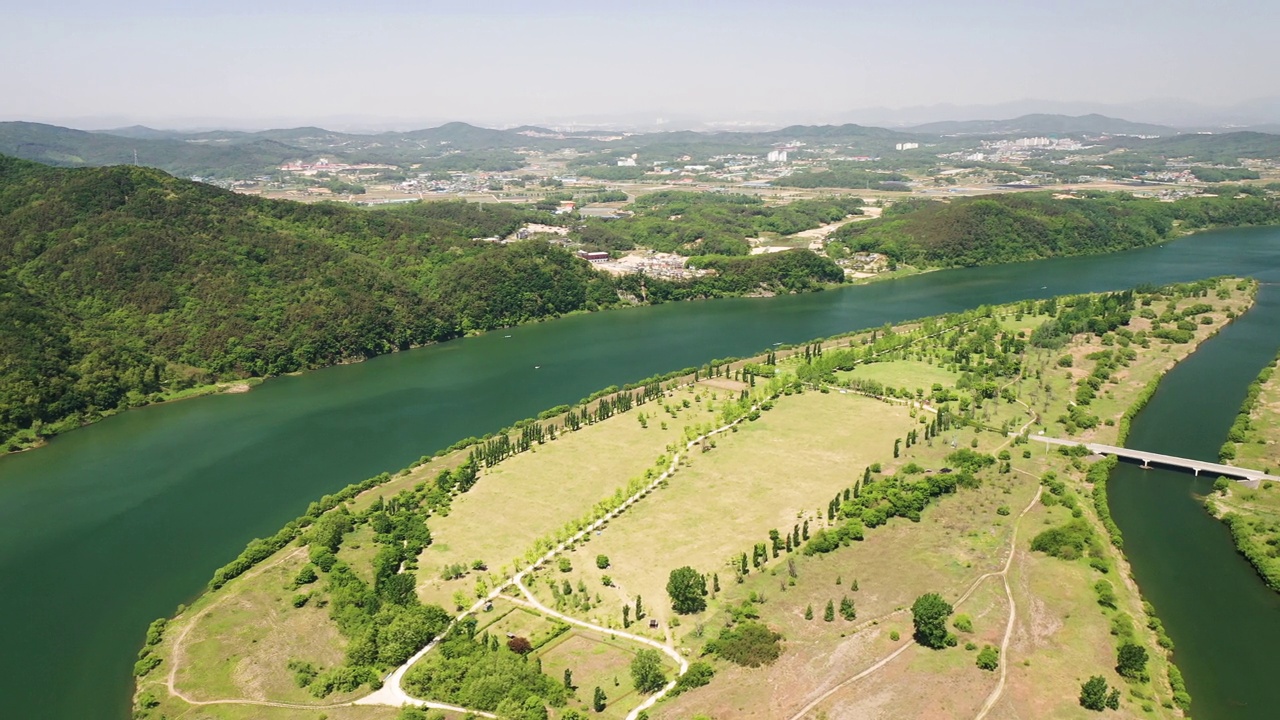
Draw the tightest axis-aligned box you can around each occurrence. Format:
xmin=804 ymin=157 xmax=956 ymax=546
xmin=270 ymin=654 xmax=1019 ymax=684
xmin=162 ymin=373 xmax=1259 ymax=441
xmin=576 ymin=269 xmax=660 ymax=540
xmin=4 ymin=0 xmax=1276 ymax=128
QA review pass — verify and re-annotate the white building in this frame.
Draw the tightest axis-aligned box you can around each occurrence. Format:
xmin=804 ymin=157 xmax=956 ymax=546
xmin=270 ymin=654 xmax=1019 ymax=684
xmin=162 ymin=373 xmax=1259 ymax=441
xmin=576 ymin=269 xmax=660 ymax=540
xmin=895 ymin=142 xmax=920 ymax=151
xmin=767 ymin=149 xmax=788 ymax=163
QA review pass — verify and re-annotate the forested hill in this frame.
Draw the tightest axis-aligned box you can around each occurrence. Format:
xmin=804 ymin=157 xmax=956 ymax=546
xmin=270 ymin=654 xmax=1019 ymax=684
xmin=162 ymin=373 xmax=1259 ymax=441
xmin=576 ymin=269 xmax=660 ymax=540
xmin=0 ymin=156 xmax=842 ymax=451
xmin=828 ymin=191 xmax=1280 ymax=267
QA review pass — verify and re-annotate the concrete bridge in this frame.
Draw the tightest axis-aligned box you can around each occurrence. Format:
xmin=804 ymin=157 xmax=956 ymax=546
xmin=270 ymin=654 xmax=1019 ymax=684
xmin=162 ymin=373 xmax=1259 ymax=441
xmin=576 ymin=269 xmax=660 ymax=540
xmin=1032 ymin=435 xmax=1280 ymax=484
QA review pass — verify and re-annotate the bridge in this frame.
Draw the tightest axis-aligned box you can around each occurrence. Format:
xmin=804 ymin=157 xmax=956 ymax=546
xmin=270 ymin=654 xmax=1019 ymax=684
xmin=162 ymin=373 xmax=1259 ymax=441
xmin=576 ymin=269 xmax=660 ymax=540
xmin=1032 ymin=435 xmax=1280 ymax=484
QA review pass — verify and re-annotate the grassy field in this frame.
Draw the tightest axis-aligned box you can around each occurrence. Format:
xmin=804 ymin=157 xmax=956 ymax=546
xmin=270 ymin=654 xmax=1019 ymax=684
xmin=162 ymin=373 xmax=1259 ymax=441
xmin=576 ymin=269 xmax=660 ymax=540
xmin=649 ymin=430 xmax=1037 ymax=720
xmin=523 ymin=389 xmax=914 ymax=638
xmin=536 ymin=630 xmax=674 ymax=719
xmin=135 ymin=547 xmax=361 ymax=719
xmin=415 ymin=383 xmax=721 ymax=609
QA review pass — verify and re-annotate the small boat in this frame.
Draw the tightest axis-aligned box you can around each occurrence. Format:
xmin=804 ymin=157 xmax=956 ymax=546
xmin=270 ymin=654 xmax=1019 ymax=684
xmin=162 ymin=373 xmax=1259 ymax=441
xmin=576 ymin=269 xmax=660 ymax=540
xmin=534 ymin=365 xmax=541 ymax=369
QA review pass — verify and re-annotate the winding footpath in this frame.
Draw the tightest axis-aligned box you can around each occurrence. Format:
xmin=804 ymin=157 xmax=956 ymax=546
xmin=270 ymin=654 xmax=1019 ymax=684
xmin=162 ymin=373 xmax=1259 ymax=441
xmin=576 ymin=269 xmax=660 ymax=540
xmin=785 ymin=478 xmax=1043 ymax=720
xmin=357 ymin=409 xmax=754 ymax=714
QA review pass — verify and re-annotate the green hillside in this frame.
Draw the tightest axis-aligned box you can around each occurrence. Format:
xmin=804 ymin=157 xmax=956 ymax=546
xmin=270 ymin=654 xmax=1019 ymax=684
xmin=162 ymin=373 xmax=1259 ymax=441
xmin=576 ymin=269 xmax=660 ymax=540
xmin=829 ymin=191 xmax=1280 ymax=267
xmin=0 ymin=156 xmax=842 ymax=451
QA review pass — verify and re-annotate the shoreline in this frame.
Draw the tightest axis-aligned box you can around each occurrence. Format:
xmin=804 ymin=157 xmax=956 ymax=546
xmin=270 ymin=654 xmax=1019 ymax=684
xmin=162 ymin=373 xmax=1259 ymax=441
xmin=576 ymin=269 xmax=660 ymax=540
xmin=7 ymin=221 xmax=1274 ymax=460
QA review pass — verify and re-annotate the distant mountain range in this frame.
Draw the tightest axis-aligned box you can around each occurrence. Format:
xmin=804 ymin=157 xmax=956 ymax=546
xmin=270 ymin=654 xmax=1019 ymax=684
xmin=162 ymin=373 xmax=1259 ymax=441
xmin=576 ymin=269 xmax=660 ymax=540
xmin=837 ymin=96 xmax=1280 ymax=130
xmin=903 ymin=113 xmax=1177 ymax=137
xmin=0 ymin=115 xmax=1276 ymax=179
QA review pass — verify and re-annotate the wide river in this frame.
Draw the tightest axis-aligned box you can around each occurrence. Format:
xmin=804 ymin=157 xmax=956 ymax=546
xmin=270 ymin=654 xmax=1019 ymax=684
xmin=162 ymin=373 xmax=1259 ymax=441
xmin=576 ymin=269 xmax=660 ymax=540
xmin=2 ymin=226 xmax=1279 ymax=719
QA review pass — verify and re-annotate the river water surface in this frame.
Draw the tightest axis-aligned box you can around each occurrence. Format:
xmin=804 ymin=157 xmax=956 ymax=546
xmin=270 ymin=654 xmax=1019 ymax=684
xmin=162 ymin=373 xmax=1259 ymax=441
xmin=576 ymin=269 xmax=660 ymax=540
xmin=1 ymin=226 xmax=1279 ymax=719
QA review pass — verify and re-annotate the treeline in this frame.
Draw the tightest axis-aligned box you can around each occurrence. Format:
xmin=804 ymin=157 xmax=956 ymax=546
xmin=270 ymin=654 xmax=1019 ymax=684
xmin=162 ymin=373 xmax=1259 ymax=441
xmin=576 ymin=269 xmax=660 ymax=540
xmin=0 ymin=157 xmax=844 ymax=451
xmin=829 ymin=190 xmax=1280 ymax=267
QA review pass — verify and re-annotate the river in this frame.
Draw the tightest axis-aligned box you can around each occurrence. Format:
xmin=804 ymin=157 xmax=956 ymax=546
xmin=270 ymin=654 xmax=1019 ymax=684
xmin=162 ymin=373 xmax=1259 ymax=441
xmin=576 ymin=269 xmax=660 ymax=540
xmin=1 ymin=226 xmax=1278 ymax=719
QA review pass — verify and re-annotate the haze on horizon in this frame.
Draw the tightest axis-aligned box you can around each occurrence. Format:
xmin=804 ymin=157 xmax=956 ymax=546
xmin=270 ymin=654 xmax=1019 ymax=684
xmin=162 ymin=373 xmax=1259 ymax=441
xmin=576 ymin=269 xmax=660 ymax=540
xmin=4 ymin=0 xmax=1277 ymax=131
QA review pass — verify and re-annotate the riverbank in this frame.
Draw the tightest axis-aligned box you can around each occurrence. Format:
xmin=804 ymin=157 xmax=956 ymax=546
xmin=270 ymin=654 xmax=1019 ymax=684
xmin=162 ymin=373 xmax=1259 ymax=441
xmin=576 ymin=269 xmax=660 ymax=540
xmin=1206 ymin=349 xmax=1280 ymax=590
xmin=134 ymin=280 xmax=1252 ymax=720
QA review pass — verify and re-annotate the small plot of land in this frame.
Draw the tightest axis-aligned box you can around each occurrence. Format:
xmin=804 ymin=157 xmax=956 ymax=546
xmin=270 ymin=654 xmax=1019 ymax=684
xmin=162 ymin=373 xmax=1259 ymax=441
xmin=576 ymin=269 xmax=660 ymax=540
xmin=167 ymin=549 xmax=354 ymax=706
xmin=533 ymin=390 xmax=913 ymax=634
xmin=840 ymin=359 xmax=960 ymax=392
xmin=415 ymin=385 xmax=720 ymax=609
xmin=476 ymin=599 xmax=565 ymax=647
xmin=536 ymin=631 xmax=665 ymax=719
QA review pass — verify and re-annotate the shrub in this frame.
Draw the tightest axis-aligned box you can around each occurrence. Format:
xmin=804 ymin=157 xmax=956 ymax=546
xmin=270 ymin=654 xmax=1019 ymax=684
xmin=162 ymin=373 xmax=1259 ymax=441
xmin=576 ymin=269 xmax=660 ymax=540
xmin=1030 ymin=519 xmax=1095 ymax=560
xmin=1080 ymin=675 xmax=1109 ymax=711
xmin=705 ymin=621 xmax=783 ymax=667
xmin=953 ymin=614 xmax=973 ymax=633
xmin=669 ymin=661 xmax=714 ymax=697
xmin=596 ymin=554 xmax=610 ymax=569
xmin=1116 ymin=642 xmax=1149 ymax=680
xmin=976 ymin=645 xmax=999 ymax=671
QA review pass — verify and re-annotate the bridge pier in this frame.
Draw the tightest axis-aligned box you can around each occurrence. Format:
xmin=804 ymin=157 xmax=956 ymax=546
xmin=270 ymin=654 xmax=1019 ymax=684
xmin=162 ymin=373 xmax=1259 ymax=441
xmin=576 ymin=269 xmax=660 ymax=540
xmin=1141 ymin=460 xmax=1150 ymax=470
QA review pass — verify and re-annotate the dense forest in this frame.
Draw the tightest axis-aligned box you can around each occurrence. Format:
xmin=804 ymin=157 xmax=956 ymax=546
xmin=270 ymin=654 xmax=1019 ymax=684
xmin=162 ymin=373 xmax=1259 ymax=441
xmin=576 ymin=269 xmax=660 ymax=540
xmin=827 ymin=190 xmax=1280 ymax=267
xmin=0 ymin=156 xmax=842 ymax=451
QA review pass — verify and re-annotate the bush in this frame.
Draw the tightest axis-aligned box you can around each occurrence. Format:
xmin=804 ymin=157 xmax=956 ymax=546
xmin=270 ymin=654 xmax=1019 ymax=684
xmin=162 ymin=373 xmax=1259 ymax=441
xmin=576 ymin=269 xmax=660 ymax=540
xmin=705 ymin=621 xmax=783 ymax=667
xmin=293 ymin=564 xmax=319 ymax=588
xmin=1080 ymin=675 xmax=1109 ymax=711
xmin=976 ymin=645 xmax=999 ymax=671
xmin=953 ymin=614 xmax=973 ymax=633
xmin=596 ymin=554 xmax=610 ymax=569
xmin=1094 ymin=580 xmax=1118 ymax=608
xmin=1030 ymin=519 xmax=1095 ymax=560
xmin=1116 ymin=642 xmax=1149 ymax=680
xmin=669 ymin=661 xmax=714 ymax=697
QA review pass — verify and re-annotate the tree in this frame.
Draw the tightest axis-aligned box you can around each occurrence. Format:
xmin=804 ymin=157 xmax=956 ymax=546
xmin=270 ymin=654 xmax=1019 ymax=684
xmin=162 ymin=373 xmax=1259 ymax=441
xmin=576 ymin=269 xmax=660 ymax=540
xmin=911 ymin=592 xmax=953 ymax=649
xmin=666 ymin=567 xmax=707 ymax=614
xmin=593 ymin=686 xmax=607 ymax=712
xmin=976 ymin=645 xmax=999 ymax=671
xmin=839 ymin=596 xmax=856 ymax=621
xmin=1106 ymin=688 xmax=1121 ymax=710
xmin=894 ymin=438 xmax=901 ymax=458
xmin=564 ymin=668 xmax=573 ymax=689
xmin=630 ymin=649 xmax=667 ymax=693
xmin=507 ymin=636 xmax=532 ymax=655
xmin=804 ymin=604 xmax=813 ymax=620
xmin=1079 ymin=675 xmax=1108 ymax=711
xmin=1116 ymin=642 xmax=1149 ymax=679
xmin=823 ymin=599 xmax=835 ymax=622
xmin=635 ymin=595 xmax=645 ymax=619
xmin=596 ymin=554 xmax=610 ymax=569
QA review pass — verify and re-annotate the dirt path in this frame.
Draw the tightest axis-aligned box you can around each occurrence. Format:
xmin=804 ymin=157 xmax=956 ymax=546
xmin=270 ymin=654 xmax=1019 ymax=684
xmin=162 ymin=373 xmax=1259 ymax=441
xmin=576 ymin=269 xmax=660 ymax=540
xmin=972 ymin=478 xmax=1042 ymax=720
xmin=785 ymin=478 xmax=1043 ymax=720
xmin=165 ymin=546 xmax=312 ymax=705
xmin=360 ymin=409 xmax=756 ymax=715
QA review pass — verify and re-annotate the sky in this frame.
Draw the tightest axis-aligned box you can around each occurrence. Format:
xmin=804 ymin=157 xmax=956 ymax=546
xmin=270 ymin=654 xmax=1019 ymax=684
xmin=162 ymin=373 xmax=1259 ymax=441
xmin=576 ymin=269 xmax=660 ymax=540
xmin=3 ymin=0 xmax=1277 ymax=129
